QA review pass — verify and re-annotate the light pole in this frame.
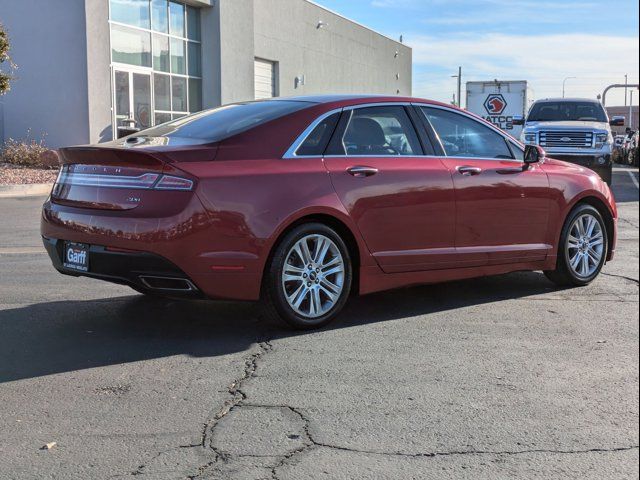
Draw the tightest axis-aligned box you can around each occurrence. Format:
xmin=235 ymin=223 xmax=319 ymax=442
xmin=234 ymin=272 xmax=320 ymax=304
xmin=624 ymin=74 xmax=628 ymax=106
xmin=451 ymin=66 xmax=462 ymax=108
xmin=562 ymin=76 xmax=576 ymax=98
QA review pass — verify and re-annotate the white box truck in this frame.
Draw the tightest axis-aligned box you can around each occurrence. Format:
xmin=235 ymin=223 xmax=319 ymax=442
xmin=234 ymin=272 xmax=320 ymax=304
xmin=466 ymin=80 xmax=528 ymax=138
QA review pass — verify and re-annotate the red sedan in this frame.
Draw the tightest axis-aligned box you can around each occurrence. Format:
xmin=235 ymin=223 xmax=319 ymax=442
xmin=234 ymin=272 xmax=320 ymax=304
xmin=42 ymin=95 xmax=617 ymax=329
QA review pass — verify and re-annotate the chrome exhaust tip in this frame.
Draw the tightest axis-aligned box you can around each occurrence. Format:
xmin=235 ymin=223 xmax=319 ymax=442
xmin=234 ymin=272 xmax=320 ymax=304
xmin=139 ymin=275 xmax=197 ymax=292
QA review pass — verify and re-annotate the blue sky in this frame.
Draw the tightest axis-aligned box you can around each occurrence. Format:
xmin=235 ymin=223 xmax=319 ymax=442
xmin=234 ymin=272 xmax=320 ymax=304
xmin=315 ymin=0 xmax=640 ymax=106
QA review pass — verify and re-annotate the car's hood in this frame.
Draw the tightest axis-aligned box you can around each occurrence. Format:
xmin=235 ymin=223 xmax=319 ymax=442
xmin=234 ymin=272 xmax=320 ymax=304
xmin=524 ymin=120 xmax=609 ymax=132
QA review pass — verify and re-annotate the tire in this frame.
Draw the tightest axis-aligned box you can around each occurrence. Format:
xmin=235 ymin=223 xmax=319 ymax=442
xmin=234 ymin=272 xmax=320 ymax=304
xmin=262 ymin=223 xmax=353 ymax=330
xmin=544 ymin=204 xmax=608 ymax=287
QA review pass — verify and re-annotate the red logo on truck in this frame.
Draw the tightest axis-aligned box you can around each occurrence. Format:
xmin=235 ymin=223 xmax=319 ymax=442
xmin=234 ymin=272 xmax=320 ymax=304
xmin=484 ymin=94 xmax=507 ymax=115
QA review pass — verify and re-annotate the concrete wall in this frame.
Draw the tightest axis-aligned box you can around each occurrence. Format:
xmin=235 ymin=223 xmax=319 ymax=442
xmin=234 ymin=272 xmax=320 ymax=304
xmin=85 ymin=0 xmax=113 ymax=144
xmin=253 ymin=0 xmax=412 ymax=99
xmin=0 ymin=0 xmax=90 ymax=148
xmin=218 ymin=0 xmax=255 ymax=104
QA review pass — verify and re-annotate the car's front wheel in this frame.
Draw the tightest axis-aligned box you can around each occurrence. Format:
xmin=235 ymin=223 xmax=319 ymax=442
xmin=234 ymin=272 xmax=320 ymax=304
xmin=544 ymin=204 xmax=608 ymax=287
xmin=263 ymin=223 xmax=352 ymax=329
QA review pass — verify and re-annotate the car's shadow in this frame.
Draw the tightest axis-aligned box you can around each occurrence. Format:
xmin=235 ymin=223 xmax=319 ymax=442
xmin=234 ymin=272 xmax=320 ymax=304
xmin=0 ymin=271 xmax=563 ymax=383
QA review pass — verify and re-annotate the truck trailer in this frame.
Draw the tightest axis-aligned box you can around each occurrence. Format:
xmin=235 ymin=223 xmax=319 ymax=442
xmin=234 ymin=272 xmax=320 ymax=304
xmin=466 ymin=80 xmax=528 ymax=139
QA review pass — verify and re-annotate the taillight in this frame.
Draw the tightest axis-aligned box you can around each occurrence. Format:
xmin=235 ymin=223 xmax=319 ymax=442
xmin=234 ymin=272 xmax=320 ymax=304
xmin=154 ymin=175 xmax=194 ymax=191
xmin=52 ymin=165 xmax=194 ymax=196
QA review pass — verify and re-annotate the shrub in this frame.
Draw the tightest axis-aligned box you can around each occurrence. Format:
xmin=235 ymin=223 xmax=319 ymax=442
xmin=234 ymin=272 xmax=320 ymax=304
xmin=0 ymin=134 xmax=59 ymax=169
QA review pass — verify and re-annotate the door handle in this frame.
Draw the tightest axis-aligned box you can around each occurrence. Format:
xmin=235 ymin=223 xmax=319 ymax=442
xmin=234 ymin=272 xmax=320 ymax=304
xmin=347 ymin=166 xmax=379 ymax=177
xmin=457 ymin=166 xmax=482 ymax=176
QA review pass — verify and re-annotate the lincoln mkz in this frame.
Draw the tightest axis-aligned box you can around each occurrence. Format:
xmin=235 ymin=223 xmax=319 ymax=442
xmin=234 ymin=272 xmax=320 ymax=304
xmin=42 ymin=95 xmax=617 ymax=329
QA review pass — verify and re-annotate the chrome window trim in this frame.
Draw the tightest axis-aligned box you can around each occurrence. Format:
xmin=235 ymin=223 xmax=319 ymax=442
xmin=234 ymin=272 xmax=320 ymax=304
xmin=283 ymin=101 xmax=526 ymax=161
xmin=323 ymin=154 xmax=436 ymax=159
xmin=283 ymin=108 xmax=343 ymax=159
xmin=284 ymin=103 xmax=418 ymax=159
xmin=343 ymin=101 xmax=413 ymax=110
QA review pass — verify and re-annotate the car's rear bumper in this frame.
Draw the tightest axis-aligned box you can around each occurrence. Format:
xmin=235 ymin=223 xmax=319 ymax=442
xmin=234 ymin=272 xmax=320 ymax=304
xmin=43 ymin=236 xmax=204 ymax=298
xmin=41 ymin=198 xmax=264 ymax=301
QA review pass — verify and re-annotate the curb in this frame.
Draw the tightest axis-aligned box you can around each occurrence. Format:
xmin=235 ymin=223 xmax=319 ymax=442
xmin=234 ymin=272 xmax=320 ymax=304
xmin=0 ymin=183 xmax=53 ymax=199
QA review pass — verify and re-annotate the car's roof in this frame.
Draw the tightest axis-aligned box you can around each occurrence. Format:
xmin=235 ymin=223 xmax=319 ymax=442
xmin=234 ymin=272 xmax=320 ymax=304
xmin=532 ymin=97 xmax=601 ymax=104
xmin=269 ymin=94 xmax=383 ymax=103
xmin=266 ymin=94 xmax=441 ymax=105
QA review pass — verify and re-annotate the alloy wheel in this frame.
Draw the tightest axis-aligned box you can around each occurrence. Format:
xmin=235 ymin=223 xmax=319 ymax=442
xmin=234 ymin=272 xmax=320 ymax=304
xmin=281 ymin=234 xmax=345 ymax=319
xmin=566 ymin=213 xmax=604 ymax=279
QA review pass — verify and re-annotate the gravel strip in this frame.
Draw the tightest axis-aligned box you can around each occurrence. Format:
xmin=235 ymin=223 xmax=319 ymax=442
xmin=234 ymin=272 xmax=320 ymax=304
xmin=0 ymin=163 xmax=58 ymax=185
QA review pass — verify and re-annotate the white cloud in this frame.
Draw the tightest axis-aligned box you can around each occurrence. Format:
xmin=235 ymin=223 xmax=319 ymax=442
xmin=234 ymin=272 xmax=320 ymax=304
xmin=408 ymin=33 xmax=639 ymax=106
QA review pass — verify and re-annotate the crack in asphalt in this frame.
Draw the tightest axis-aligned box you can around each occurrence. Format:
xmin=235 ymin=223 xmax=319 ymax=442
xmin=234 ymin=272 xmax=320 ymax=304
xmin=186 ymin=338 xmax=274 ymax=479
xmin=617 ymin=217 xmax=639 ymax=228
xmin=226 ymin=403 xmax=640 ymax=479
xmin=115 ymin=266 xmax=638 ymax=479
xmin=116 ymin=333 xmax=274 ymax=479
xmin=601 ymin=272 xmax=640 ymax=285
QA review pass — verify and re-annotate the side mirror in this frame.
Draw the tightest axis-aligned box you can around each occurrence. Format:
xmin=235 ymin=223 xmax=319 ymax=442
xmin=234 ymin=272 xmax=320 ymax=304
xmin=610 ymin=116 xmax=625 ymax=127
xmin=512 ymin=115 xmax=525 ymax=126
xmin=524 ymin=144 xmax=545 ymax=165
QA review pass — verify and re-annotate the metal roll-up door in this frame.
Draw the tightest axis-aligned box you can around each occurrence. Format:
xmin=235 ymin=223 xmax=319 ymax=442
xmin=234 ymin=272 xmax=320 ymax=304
xmin=254 ymin=58 xmax=276 ymax=100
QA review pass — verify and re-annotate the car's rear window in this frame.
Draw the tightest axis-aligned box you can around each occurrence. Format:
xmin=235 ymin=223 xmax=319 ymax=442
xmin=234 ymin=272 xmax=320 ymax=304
xmin=527 ymin=101 xmax=607 ymax=122
xmin=137 ymin=100 xmax=313 ymax=141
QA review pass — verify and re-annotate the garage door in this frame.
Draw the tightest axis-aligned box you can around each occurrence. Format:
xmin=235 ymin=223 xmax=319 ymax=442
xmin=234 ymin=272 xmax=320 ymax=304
xmin=254 ymin=58 xmax=276 ymax=100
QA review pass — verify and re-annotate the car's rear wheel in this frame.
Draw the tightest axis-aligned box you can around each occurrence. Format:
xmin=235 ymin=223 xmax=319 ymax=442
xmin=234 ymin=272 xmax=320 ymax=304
xmin=544 ymin=204 xmax=608 ymax=287
xmin=263 ymin=223 xmax=352 ymax=329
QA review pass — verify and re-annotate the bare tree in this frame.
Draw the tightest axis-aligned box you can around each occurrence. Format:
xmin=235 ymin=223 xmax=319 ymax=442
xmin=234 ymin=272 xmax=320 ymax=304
xmin=0 ymin=22 xmax=16 ymax=95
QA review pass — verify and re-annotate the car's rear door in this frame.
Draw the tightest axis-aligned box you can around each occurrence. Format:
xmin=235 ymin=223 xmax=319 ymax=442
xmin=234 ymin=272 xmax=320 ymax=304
xmin=417 ymin=105 xmax=551 ymax=267
xmin=323 ymin=104 xmax=457 ymax=273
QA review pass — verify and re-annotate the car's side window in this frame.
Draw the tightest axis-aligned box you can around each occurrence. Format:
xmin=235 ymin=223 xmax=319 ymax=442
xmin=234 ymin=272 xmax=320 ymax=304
xmin=295 ymin=112 xmax=341 ymax=156
xmin=421 ymin=107 xmax=514 ymax=160
xmin=336 ymin=106 xmax=423 ymax=156
xmin=509 ymin=141 xmax=525 ymax=161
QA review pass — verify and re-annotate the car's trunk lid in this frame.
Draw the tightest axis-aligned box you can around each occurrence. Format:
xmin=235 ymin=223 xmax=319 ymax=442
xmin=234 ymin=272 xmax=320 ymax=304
xmin=51 ymin=144 xmax=211 ymax=211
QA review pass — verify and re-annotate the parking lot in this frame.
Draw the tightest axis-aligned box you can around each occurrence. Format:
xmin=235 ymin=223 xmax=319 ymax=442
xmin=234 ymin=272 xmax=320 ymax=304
xmin=0 ymin=167 xmax=638 ymax=479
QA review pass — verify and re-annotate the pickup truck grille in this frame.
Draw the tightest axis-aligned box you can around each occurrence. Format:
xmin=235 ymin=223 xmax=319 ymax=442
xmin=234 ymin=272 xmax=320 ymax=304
xmin=539 ymin=131 xmax=593 ymax=149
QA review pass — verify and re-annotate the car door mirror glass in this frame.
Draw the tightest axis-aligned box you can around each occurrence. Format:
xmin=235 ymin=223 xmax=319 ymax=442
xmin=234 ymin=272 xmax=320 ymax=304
xmin=524 ymin=145 xmax=545 ymax=164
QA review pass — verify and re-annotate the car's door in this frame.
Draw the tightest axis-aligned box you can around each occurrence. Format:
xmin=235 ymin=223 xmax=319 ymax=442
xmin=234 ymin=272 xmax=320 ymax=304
xmin=418 ymin=105 xmax=552 ymax=267
xmin=323 ymin=104 xmax=457 ymax=273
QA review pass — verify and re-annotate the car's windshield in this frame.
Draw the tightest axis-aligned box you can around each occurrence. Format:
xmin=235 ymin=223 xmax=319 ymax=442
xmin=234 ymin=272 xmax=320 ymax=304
xmin=137 ymin=100 xmax=312 ymax=141
xmin=527 ymin=101 xmax=608 ymax=123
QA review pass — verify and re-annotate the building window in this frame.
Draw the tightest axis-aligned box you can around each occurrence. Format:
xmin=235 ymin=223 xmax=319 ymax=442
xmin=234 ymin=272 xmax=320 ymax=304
xmin=111 ymin=25 xmax=152 ymax=68
xmin=109 ymin=0 xmax=202 ymax=130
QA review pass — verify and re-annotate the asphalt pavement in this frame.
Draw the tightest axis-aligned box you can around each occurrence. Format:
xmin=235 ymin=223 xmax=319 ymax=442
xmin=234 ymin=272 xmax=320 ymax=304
xmin=0 ymin=167 xmax=638 ymax=479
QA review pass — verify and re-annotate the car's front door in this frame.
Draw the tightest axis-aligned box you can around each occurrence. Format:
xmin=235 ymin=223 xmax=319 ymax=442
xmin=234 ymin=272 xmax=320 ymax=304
xmin=323 ymin=105 xmax=457 ymax=273
xmin=419 ymin=106 xmax=552 ymax=267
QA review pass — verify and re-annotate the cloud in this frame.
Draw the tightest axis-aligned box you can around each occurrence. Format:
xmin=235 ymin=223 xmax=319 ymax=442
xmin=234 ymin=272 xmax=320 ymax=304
xmin=408 ymin=33 xmax=639 ymax=105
